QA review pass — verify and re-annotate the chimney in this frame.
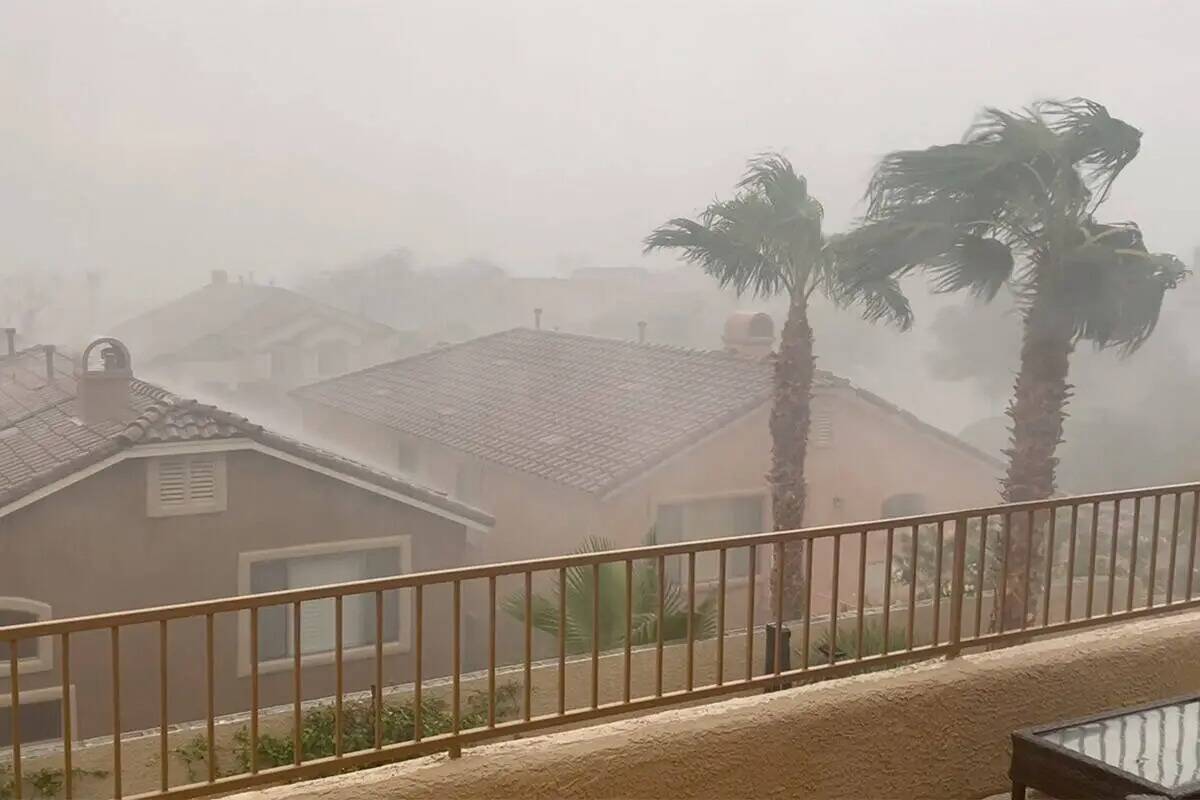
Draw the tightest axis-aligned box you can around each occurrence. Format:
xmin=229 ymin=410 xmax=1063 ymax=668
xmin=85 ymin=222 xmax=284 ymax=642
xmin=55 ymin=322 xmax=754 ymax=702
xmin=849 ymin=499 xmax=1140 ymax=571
xmin=211 ymin=269 xmax=228 ymax=286
xmin=77 ymin=338 xmax=133 ymax=424
xmin=3 ymin=328 xmax=14 ymax=356
xmin=722 ymin=312 xmax=776 ymax=360
xmin=637 ymin=321 xmax=647 ymax=344
xmin=534 ymin=308 xmax=543 ymax=330
xmin=44 ymin=344 xmax=56 ymax=381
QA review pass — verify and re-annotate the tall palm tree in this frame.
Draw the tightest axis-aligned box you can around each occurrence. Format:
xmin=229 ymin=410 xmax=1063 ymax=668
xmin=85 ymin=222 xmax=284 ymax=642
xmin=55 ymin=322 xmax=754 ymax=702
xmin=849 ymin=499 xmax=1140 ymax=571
xmin=645 ymin=154 xmax=912 ymax=617
xmin=838 ymin=99 xmax=1187 ymax=630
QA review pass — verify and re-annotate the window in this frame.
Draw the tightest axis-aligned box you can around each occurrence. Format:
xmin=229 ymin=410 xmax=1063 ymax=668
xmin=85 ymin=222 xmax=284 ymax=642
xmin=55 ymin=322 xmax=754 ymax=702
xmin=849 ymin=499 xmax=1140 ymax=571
xmin=882 ymin=493 xmax=927 ymax=519
xmin=454 ymin=461 xmax=484 ymax=505
xmin=0 ymin=687 xmax=71 ymax=747
xmin=655 ymin=495 xmax=765 ymax=584
xmin=0 ymin=598 xmax=53 ymax=676
xmin=316 ymin=341 xmax=350 ymax=377
xmin=147 ymin=454 xmax=227 ymax=517
xmin=239 ymin=537 xmax=411 ymax=672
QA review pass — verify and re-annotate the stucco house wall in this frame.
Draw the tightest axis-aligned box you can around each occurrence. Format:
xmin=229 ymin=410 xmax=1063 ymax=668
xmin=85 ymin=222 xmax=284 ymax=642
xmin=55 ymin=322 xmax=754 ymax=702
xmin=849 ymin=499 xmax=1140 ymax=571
xmin=0 ymin=449 xmax=469 ymax=740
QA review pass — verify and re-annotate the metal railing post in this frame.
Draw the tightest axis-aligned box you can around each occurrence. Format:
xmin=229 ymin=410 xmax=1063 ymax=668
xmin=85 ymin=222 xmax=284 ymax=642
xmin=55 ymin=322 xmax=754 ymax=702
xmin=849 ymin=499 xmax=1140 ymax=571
xmin=947 ymin=516 xmax=969 ymax=657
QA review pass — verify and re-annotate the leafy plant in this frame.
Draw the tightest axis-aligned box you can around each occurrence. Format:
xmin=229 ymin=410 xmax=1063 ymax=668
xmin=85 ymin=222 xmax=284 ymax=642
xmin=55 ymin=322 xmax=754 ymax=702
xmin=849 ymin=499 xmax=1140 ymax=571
xmin=807 ymin=618 xmax=908 ymax=664
xmin=219 ymin=683 xmax=522 ymax=772
xmin=0 ymin=765 xmax=107 ymax=800
xmin=502 ymin=530 xmax=717 ymax=654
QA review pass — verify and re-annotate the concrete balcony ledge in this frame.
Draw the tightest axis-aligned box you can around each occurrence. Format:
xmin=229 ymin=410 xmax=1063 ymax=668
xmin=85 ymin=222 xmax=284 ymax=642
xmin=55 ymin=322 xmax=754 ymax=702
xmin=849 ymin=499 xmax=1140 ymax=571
xmin=230 ymin=610 xmax=1200 ymax=800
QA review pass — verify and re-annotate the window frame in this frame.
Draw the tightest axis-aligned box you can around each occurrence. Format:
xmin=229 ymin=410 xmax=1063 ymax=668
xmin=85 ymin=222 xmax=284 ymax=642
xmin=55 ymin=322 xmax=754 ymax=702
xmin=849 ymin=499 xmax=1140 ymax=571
xmin=236 ymin=536 xmax=413 ymax=677
xmin=652 ymin=490 xmax=768 ymax=587
xmin=146 ymin=453 xmax=228 ymax=517
xmin=0 ymin=597 xmax=53 ymax=677
xmin=0 ymin=684 xmax=76 ymax=747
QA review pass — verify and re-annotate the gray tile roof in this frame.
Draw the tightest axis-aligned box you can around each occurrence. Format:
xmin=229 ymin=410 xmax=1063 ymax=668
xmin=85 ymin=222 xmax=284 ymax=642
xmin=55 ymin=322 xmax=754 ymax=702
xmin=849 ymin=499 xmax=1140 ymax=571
xmin=294 ymin=328 xmax=1001 ymax=495
xmin=0 ymin=346 xmax=492 ymax=526
xmin=110 ymin=281 xmax=396 ymax=364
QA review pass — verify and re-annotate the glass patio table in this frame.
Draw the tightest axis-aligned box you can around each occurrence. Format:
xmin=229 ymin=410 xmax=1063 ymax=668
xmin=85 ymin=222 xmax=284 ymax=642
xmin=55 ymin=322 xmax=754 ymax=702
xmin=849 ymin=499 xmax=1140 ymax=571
xmin=1011 ymin=694 xmax=1200 ymax=799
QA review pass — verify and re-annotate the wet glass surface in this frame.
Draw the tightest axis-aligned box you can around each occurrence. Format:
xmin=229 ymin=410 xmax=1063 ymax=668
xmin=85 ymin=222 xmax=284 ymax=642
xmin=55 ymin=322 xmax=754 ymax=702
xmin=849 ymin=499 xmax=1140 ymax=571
xmin=1039 ymin=700 xmax=1200 ymax=789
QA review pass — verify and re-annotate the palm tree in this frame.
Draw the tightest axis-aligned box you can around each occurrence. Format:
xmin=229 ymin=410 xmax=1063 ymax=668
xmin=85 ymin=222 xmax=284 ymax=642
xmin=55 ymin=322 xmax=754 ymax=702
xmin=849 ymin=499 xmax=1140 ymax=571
xmin=502 ymin=531 xmax=717 ymax=653
xmin=645 ymin=154 xmax=912 ymax=618
xmin=838 ymin=99 xmax=1187 ymax=630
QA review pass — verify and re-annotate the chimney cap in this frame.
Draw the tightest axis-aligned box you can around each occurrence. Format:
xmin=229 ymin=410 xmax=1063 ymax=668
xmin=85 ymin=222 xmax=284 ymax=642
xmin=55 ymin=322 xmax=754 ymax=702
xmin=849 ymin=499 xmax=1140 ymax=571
xmin=533 ymin=308 xmax=543 ymax=330
xmin=722 ymin=311 xmax=775 ymax=359
xmin=80 ymin=337 xmax=133 ymax=375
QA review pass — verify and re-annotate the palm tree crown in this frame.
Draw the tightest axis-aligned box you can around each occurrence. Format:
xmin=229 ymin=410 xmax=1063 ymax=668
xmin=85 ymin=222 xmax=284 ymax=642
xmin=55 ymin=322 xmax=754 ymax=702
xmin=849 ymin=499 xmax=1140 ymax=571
xmin=841 ymin=99 xmax=1185 ymax=350
xmin=646 ymin=154 xmax=913 ymax=325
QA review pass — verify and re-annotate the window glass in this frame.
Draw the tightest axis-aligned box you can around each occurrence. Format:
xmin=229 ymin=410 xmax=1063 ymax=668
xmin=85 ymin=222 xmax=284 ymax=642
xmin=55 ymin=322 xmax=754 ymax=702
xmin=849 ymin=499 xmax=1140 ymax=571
xmin=0 ymin=609 xmax=38 ymax=660
xmin=249 ymin=547 xmax=403 ymax=661
xmin=655 ymin=495 xmax=764 ymax=583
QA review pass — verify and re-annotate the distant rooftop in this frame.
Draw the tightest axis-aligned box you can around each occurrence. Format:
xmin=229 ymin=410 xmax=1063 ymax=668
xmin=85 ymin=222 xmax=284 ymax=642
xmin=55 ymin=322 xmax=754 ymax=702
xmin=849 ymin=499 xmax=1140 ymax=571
xmin=294 ymin=328 xmax=1000 ymax=495
xmin=109 ymin=271 xmax=397 ymax=364
xmin=0 ymin=344 xmax=492 ymax=526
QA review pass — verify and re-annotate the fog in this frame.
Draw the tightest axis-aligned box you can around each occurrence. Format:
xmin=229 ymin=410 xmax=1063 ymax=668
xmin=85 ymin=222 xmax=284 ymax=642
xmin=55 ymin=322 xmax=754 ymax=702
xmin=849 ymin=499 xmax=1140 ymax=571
xmin=2 ymin=0 xmax=1198 ymax=481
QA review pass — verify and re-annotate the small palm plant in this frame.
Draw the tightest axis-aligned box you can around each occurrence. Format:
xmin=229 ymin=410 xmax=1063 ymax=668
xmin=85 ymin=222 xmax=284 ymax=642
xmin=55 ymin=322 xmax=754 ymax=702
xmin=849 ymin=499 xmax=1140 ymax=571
xmin=502 ymin=530 xmax=717 ymax=654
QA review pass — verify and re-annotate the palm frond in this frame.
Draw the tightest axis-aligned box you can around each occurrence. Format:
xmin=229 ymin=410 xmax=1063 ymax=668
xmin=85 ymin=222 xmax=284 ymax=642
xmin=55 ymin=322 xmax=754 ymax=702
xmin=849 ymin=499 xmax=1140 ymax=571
xmin=645 ymin=153 xmax=826 ymax=301
xmin=1056 ymin=221 xmax=1189 ymax=353
xmin=1040 ymin=98 xmax=1142 ymax=204
xmin=926 ymin=235 xmax=1015 ymax=300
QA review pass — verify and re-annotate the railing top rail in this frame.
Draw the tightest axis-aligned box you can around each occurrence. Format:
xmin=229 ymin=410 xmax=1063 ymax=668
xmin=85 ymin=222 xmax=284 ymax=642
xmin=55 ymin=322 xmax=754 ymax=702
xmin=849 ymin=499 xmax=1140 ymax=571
xmin=3 ymin=480 xmax=1198 ymax=640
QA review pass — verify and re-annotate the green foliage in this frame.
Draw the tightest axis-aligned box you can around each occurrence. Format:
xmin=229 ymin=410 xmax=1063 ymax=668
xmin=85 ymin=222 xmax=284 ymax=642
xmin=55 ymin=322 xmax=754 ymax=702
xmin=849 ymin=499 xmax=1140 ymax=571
xmin=644 ymin=153 xmax=912 ymax=329
xmin=839 ymin=98 xmax=1186 ymax=354
xmin=0 ymin=765 xmax=108 ymax=800
xmin=807 ymin=618 xmax=908 ymax=664
xmin=172 ymin=684 xmax=522 ymax=778
xmin=502 ymin=530 xmax=717 ymax=654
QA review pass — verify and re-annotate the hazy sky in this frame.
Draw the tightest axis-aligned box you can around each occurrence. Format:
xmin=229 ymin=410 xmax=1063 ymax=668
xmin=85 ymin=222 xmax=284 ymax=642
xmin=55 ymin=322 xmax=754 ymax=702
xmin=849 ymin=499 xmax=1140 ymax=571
xmin=2 ymin=0 xmax=1197 ymax=292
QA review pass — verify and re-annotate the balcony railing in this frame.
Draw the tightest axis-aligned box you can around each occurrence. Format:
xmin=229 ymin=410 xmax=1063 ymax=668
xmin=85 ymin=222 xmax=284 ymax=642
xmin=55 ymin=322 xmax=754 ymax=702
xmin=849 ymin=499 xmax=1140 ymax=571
xmin=3 ymin=482 xmax=1200 ymax=799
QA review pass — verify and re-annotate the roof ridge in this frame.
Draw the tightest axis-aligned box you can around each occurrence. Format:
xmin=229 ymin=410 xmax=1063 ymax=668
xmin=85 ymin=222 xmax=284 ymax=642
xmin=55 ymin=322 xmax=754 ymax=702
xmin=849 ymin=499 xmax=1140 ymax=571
xmin=292 ymin=327 xmax=522 ymax=396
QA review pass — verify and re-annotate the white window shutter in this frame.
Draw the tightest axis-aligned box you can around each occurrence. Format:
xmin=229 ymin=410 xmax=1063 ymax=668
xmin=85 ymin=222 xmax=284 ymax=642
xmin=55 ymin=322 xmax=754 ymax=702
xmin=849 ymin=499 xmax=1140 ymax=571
xmin=188 ymin=457 xmax=218 ymax=502
xmin=148 ymin=454 xmax=227 ymax=516
xmin=157 ymin=459 xmax=188 ymax=508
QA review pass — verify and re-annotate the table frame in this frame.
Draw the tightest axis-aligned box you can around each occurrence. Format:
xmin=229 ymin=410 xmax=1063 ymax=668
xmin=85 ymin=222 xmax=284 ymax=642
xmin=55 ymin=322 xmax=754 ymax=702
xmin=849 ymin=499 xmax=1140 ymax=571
xmin=1011 ymin=693 xmax=1200 ymax=800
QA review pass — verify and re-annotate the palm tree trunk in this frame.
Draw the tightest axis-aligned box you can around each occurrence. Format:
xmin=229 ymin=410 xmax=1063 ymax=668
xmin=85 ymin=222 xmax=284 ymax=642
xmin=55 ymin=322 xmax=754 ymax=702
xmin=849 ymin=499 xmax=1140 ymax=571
xmin=770 ymin=294 xmax=815 ymax=619
xmin=996 ymin=284 xmax=1074 ymax=631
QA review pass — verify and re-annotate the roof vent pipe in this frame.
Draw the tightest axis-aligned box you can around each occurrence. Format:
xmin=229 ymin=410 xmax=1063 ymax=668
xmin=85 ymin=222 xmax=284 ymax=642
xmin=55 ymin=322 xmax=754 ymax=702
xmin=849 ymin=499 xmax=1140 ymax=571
xmin=637 ymin=321 xmax=646 ymax=344
xmin=534 ymin=308 xmax=543 ymax=331
xmin=44 ymin=344 xmax=56 ymax=382
xmin=3 ymin=328 xmax=14 ymax=355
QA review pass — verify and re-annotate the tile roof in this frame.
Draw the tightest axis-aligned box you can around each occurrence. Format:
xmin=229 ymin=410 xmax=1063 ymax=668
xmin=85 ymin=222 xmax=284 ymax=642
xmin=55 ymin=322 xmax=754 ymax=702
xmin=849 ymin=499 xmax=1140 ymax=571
xmin=294 ymin=328 xmax=1002 ymax=495
xmin=0 ymin=346 xmax=492 ymax=526
xmin=110 ymin=281 xmax=396 ymax=364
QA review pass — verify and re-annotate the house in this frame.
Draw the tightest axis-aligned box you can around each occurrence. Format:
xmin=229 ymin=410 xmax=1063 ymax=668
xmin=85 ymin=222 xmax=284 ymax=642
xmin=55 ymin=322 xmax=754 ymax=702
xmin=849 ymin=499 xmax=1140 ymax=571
xmin=292 ymin=313 xmax=1003 ymax=637
xmin=109 ymin=270 xmax=410 ymax=415
xmin=0 ymin=338 xmax=492 ymax=743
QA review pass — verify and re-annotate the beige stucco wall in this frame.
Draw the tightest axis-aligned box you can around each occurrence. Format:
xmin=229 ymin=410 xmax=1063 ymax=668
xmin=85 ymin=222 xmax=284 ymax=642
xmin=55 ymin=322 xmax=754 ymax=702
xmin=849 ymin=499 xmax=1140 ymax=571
xmin=224 ymin=609 xmax=1200 ymax=800
xmin=0 ymin=449 xmax=468 ymax=741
